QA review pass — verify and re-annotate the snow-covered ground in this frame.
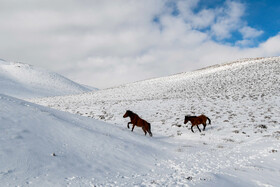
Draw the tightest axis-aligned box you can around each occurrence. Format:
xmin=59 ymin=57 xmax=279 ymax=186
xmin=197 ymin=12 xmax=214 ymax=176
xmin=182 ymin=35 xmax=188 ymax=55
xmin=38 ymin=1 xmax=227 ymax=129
xmin=30 ymin=57 xmax=280 ymax=186
xmin=0 ymin=59 xmax=95 ymax=99
xmin=0 ymin=94 xmax=173 ymax=186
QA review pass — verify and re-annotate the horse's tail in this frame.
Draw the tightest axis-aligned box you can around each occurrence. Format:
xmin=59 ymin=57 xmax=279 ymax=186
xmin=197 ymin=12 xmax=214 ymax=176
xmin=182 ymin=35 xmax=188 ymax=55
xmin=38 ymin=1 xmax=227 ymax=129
xmin=207 ymin=117 xmax=211 ymax=125
xmin=148 ymin=123 xmax=153 ymax=137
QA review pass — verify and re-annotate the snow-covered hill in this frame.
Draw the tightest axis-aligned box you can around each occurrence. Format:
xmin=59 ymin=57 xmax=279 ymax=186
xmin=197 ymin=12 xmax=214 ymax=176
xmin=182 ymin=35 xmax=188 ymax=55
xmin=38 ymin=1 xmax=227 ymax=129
xmin=0 ymin=59 xmax=95 ymax=99
xmin=0 ymin=94 xmax=172 ymax=186
xmin=31 ymin=56 xmax=280 ymax=186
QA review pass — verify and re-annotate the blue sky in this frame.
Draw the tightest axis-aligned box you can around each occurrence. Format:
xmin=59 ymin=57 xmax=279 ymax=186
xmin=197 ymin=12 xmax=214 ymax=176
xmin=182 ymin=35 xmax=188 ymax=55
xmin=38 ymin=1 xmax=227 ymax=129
xmin=228 ymin=0 xmax=280 ymax=46
xmin=166 ymin=0 xmax=280 ymax=47
xmin=245 ymin=0 xmax=280 ymax=41
xmin=0 ymin=0 xmax=279 ymax=88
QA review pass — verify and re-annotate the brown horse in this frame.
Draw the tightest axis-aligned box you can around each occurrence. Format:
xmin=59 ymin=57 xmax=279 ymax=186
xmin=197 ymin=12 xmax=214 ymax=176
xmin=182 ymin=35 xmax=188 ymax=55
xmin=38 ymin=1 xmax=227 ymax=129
xmin=123 ymin=110 xmax=152 ymax=137
xmin=184 ymin=115 xmax=211 ymax=133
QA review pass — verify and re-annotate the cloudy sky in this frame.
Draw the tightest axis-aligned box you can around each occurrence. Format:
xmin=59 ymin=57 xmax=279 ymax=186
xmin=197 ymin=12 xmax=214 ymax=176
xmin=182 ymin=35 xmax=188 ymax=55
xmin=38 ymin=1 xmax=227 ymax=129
xmin=1 ymin=0 xmax=280 ymax=88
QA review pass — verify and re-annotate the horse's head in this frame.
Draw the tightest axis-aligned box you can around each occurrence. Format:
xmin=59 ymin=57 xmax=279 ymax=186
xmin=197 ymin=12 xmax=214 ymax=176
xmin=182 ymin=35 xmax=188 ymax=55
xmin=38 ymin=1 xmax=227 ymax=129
xmin=123 ymin=110 xmax=132 ymax=118
xmin=184 ymin=115 xmax=196 ymax=124
xmin=184 ymin=116 xmax=190 ymax=124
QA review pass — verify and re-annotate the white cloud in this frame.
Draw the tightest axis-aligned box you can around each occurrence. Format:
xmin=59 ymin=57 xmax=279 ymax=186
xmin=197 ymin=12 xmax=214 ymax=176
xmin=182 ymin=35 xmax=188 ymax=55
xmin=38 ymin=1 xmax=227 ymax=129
xmin=0 ymin=0 xmax=279 ymax=88
xmin=177 ymin=0 xmax=215 ymax=29
xmin=239 ymin=26 xmax=264 ymax=39
xmin=258 ymin=34 xmax=280 ymax=55
xmin=235 ymin=39 xmax=255 ymax=47
xmin=210 ymin=0 xmax=245 ymax=40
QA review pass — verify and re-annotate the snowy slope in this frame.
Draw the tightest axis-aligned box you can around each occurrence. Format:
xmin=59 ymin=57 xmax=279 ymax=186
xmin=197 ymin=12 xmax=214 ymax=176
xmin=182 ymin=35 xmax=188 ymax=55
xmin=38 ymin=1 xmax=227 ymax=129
xmin=31 ymin=57 xmax=280 ymax=186
xmin=32 ymin=57 xmax=279 ymax=102
xmin=0 ymin=59 xmax=95 ymax=99
xmin=0 ymin=94 xmax=172 ymax=186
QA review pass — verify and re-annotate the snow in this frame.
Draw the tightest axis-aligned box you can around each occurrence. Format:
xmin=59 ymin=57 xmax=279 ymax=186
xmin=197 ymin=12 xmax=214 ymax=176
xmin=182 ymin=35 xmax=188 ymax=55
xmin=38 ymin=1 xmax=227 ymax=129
xmin=0 ymin=94 xmax=171 ymax=186
xmin=29 ymin=56 xmax=280 ymax=186
xmin=0 ymin=59 xmax=95 ymax=99
xmin=0 ymin=56 xmax=279 ymax=186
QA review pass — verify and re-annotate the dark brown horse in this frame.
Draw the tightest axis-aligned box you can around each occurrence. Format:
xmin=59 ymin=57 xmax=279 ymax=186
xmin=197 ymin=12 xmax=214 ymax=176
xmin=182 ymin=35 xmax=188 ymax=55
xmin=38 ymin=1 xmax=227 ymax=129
xmin=123 ymin=110 xmax=152 ymax=137
xmin=184 ymin=115 xmax=211 ymax=133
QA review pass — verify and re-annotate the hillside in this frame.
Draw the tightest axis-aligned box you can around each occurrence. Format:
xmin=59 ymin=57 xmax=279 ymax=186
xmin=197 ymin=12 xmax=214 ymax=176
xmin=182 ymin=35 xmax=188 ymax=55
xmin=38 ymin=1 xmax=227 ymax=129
xmin=0 ymin=59 xmax=95 ymax=99
xmin=30 ymin=57 xmax=280 ymax=186
xmin=0 ymin=94 xmax=172 ymax=186
xmin=31 ymin=57 xmax=280 ymax=130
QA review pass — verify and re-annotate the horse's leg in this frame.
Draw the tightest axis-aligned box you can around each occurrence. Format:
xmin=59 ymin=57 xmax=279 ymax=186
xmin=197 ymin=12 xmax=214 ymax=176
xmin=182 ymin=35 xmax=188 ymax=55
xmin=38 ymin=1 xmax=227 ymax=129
xmin=203 ymin=123 xmax=206 ymax=131
xmin=131 ymin=124 xmax=135 ymax=132
xmin=191 ymin=125 xmax=194 ymax=133
xmin=127 ymin=122 xmax=132 ymax=129
xmin=146 ymin=123 xmax=152 ymax=137
xmin=142 ymin=127 xmax=147 ymax=136
xmin=197 ymin=125 xmax=201 ymax=132
xmin=148 ymin=128 xmax=153 ymax=137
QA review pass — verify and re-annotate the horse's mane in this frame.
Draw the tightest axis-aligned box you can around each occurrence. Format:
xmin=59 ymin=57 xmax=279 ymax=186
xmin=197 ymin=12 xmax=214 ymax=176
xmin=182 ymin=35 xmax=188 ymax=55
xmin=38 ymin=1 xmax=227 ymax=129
xmin=126 ymin=110 xmax=138 ymax=117
xmin=185 ymin=115 xmax=197 ymax=118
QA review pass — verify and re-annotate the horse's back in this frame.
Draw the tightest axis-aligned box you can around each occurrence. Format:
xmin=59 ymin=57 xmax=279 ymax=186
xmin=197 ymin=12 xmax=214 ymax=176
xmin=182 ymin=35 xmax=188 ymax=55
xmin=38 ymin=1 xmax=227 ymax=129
xmin=198 ymin=114 xmax=207 ymax=119
xmin=141 ymin=119 xmax=150 ymax=127
xmin=134 ymin=116 xmax=147 ymax=127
